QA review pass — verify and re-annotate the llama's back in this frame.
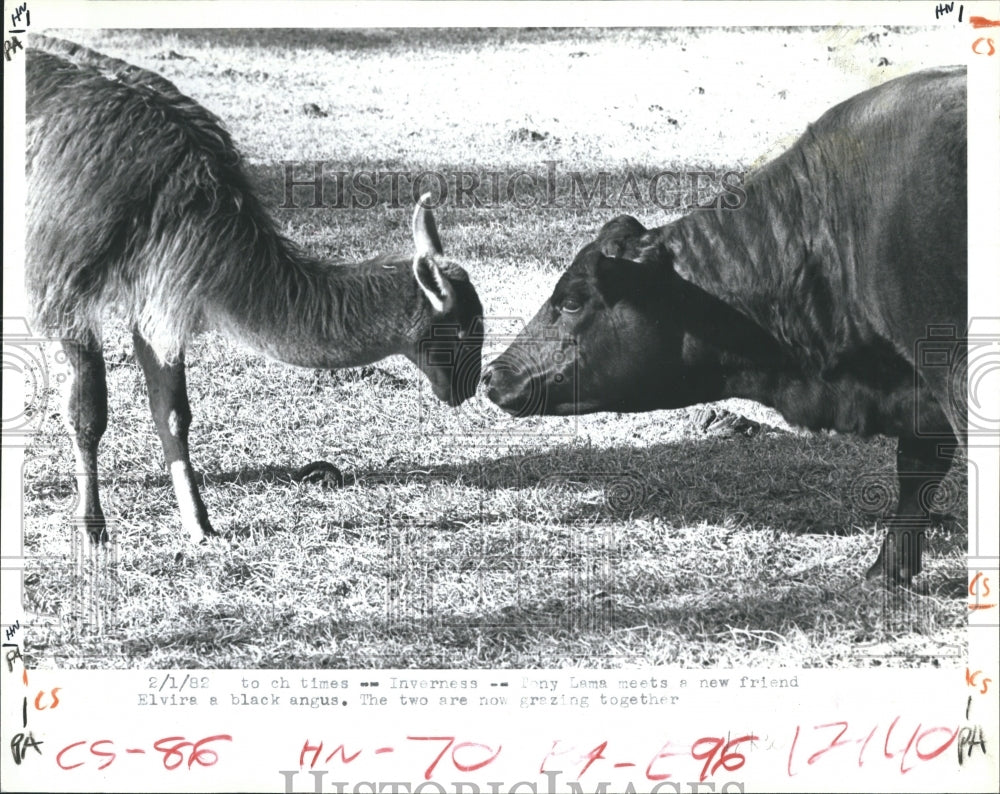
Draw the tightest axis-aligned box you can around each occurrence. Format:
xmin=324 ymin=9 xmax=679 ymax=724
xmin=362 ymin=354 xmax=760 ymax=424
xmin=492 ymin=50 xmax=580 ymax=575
xmin=26 ymin=36 xmax=293 ymax=360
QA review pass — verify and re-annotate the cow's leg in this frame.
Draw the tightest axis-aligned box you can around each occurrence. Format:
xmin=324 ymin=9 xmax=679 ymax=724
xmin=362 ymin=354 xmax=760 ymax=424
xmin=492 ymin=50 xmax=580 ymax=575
xmin=60 ymin=336 xmax=109 ymax=545
xmin=866 ymin=433 xmax=955 ymax=583
xmin=914 ymin=340 xmax=967 ymax=450
xmin=132 ymin=331 xmax=215 ymax=543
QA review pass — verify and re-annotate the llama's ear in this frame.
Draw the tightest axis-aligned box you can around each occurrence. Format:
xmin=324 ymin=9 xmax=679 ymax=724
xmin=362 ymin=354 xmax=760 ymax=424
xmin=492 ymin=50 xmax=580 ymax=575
xmin=414 ymin=256 xmax=456 ymax=315
xmin=412 ymin=193 xmax=444 ymax=258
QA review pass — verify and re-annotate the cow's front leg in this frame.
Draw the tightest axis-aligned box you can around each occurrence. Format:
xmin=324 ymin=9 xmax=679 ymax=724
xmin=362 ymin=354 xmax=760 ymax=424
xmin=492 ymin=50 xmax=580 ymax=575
xmin=867 ymin=433 xmax=955 ymax=584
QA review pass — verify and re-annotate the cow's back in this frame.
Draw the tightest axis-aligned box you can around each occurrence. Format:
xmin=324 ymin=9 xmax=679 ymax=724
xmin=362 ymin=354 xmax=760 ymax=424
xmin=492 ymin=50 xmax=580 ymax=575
xmin=653 ymin=67 xmax=967 ymax=439
xmin=806 ymin=67 xmax=967 ymax=363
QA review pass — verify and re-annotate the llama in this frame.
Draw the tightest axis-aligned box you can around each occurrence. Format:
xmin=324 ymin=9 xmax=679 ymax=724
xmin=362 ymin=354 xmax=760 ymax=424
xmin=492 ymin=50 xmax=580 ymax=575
xmin=25 ymin=35 xmax=484 ymax=545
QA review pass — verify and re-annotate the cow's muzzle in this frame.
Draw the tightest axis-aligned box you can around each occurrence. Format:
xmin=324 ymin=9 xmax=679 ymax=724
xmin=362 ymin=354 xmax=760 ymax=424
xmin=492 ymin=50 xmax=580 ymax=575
xmin=482 ymin=356 xmax=549 ymax=416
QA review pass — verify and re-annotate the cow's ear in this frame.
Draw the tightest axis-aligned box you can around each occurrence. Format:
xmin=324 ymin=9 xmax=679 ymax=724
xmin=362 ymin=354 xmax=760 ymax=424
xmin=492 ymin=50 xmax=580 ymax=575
xmin=412 ymin=193 xmax=444 ymax=258
xmin=636 ymin=230 xmax=676 ymax=268
xmin=414 ymin=256 xmax=455 ymax=314
xmin=598 ymin=215 xmax=648 ymax=260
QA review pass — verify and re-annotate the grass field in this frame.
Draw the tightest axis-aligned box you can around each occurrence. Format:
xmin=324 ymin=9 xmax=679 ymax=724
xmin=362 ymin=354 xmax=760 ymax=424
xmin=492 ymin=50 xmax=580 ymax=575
xmin=20 ymin=27 xmax=967 ymax=669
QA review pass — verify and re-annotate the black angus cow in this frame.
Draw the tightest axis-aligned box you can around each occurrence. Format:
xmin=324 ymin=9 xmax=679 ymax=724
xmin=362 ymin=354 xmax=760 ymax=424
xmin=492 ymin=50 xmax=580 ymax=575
xmin=483 ymin=67 xmax=967 ymax=585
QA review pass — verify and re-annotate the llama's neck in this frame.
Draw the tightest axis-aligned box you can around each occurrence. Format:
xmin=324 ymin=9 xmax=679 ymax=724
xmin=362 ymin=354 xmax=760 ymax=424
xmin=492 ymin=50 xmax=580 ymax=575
xmin=212 ymin=242 xmax=424 ymax=370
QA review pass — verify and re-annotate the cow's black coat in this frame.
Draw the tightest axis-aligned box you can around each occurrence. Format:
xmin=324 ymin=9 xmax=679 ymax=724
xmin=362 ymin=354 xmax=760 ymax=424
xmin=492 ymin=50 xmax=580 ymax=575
xmin=485 ymin=67 xmax=967 ymax=583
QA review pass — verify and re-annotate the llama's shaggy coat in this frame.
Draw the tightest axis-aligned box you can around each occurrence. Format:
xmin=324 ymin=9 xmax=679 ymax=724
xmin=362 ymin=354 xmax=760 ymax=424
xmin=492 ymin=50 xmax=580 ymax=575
xmin=25 ymin=35 xmax=483 ymax=545
xmin=27 ymin=35 xmax=473 ymax=364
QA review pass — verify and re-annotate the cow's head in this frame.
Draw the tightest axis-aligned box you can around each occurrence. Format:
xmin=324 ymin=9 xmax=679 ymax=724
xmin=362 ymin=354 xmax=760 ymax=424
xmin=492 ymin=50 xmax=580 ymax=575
xmin=406 ymin=196 xmax=485 ymax=406
xmin=483 ymin=215 xmax=700 ymax=416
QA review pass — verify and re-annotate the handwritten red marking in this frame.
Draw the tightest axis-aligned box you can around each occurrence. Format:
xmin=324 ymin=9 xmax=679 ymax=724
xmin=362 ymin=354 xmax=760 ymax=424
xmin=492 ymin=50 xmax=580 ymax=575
xmin=858 ymin=724 xmax=878 ymax=767
xmin=972 ymin=37 xmax=996 ymax=55
xmin=970 ymin=16 xmax=1000 ymax=27
xmin=57 ymin=741 xmax=86 ymax=770
xmin=646 ymin=740 xmax=684 ymax=781
xmin=969 ymin=571 xmax=992 ymax=597
xmin=915 ymin=727 xmax=959 ymax=762
xmin=788 ymin=719 xmax=959 ymax=777
xmin=188 ymin=735 xmax=232 ymax=768
xmin=788 ymin=726 xmax=801 ymax=777
xmin=300 ymin=741 xmax=363 ymax=768
xmin=899 ymin=724 xmax=921 ymax=774
xmin=577 ymin=741 xmax=608 ymax=778
xmin=374 ymin=747 xmax=394 ymax=754
xmin=806 ymin=722 xmax=851 ymax=766
xmin=407 ymin=736 xmax=488 ymax=781
xmin=897 ymin=724 xmax=958 ymax=773
xmin=325 ymin=744 xmax=362 ymax=765
xmin=968 ymin=569 xmax=996 ymax=606
xmin=300 ymin=740 xmax=322 ymax=768
xmin=692 ymin=735 xmax=758 ymax=782
xmin=539 ymin=740 xmax=572 ymax=775
xmin=540 ymin=740 xmax=608 ymax=779
xmin=883 ymin=716 xmax=901 ymax=759
xmin=34 ymin=687 xmax=61 ymax=710
xmin=408 ymin=736 xmax=457 ymax=780
xmin=59 ymin=736 xmax=231 ymax=770
xmin=91 ymin=740 xmax=116 ymax=771
xmin=153 ymin=735 xmax=232 ymax=770
xmin=450 ymin=741 xmax=503 ymax=774
xmin=966 ymin=668 xmax=992 ymax=695
xmin=614 ymin=762 xmax=636 ymax=768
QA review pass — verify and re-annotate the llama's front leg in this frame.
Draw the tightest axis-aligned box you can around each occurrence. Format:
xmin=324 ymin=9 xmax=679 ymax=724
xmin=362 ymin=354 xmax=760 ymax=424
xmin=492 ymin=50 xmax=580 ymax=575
xmin=60 ymin=337 xmax=109 ymax=545
xmin=132 ymin=331 xmax=215 ymax=543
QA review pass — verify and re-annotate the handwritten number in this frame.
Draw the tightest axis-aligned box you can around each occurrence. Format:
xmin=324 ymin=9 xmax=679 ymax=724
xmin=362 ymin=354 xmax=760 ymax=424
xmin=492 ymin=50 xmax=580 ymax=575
xmin=450 ymin=741 xmax=502 ymax=773
xmin=807 ymin=722 xmax=851 ymax=766
xmin=407 ymin=736 xmax=456 ymax=780
xmin=915 ymin=727 xmax=959 ymax=762
xmin=406 ymin=736 xmax=501 ymax=780
xmin=691 ymin=735 xmax=757 ymax=782
xmin=154 ymin=736 xmax=190 ymax=770
xmin=189 ymin=735 xmax=233 ymax=768
xmin=152 ymin=735 xmax=231 ymax=770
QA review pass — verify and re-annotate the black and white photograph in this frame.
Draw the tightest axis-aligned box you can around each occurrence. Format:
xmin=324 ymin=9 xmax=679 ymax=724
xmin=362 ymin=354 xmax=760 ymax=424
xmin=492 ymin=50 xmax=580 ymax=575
xmin=2 ymin=2 xmax=998 ymax=792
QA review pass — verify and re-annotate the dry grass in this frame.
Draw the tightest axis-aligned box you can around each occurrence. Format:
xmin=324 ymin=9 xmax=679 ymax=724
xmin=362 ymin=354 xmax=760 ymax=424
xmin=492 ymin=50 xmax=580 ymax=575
xmin=21 ymin=27 xmax=966 ymax=669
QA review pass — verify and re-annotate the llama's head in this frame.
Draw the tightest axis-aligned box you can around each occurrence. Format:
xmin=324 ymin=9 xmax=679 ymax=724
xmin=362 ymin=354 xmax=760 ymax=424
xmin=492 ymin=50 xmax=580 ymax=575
xmin=406 ymin=197 xmax=484 ymax=406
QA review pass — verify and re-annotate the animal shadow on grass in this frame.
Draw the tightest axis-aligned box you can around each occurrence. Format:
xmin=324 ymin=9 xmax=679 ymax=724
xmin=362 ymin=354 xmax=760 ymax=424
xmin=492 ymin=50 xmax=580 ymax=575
xmin=25 ymin=429 xmax=964 ymax=552
xmin=338 ymin=566 xmax=959 ymax=668
xmin=472 ymin=433 xmax=966 ymax=537
xmin=467 ymin=433 xmax=966 ymax=598
xmin=21 ymin=432 xmax=966 ymax=666
xmin=348 ymin=435 xmax=966 ymax=662
xmin=39 ymin=431 xmax=964 ymax=553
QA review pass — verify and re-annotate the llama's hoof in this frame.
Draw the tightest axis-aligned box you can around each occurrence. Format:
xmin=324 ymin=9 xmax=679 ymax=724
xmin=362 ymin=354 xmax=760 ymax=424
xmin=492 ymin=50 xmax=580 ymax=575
xmin=77 ymin=516 xmax=110 ymax=547
xmin=198 ymin=530 xmax=227 ymax=547
xmin=187 ymin=519 xmax=219 ymax=546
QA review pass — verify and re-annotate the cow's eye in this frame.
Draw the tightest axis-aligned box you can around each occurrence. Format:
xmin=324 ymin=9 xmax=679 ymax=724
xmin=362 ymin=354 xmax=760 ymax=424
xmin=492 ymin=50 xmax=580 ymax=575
xmin=560 ymin=298 xmax=582 ymax=314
